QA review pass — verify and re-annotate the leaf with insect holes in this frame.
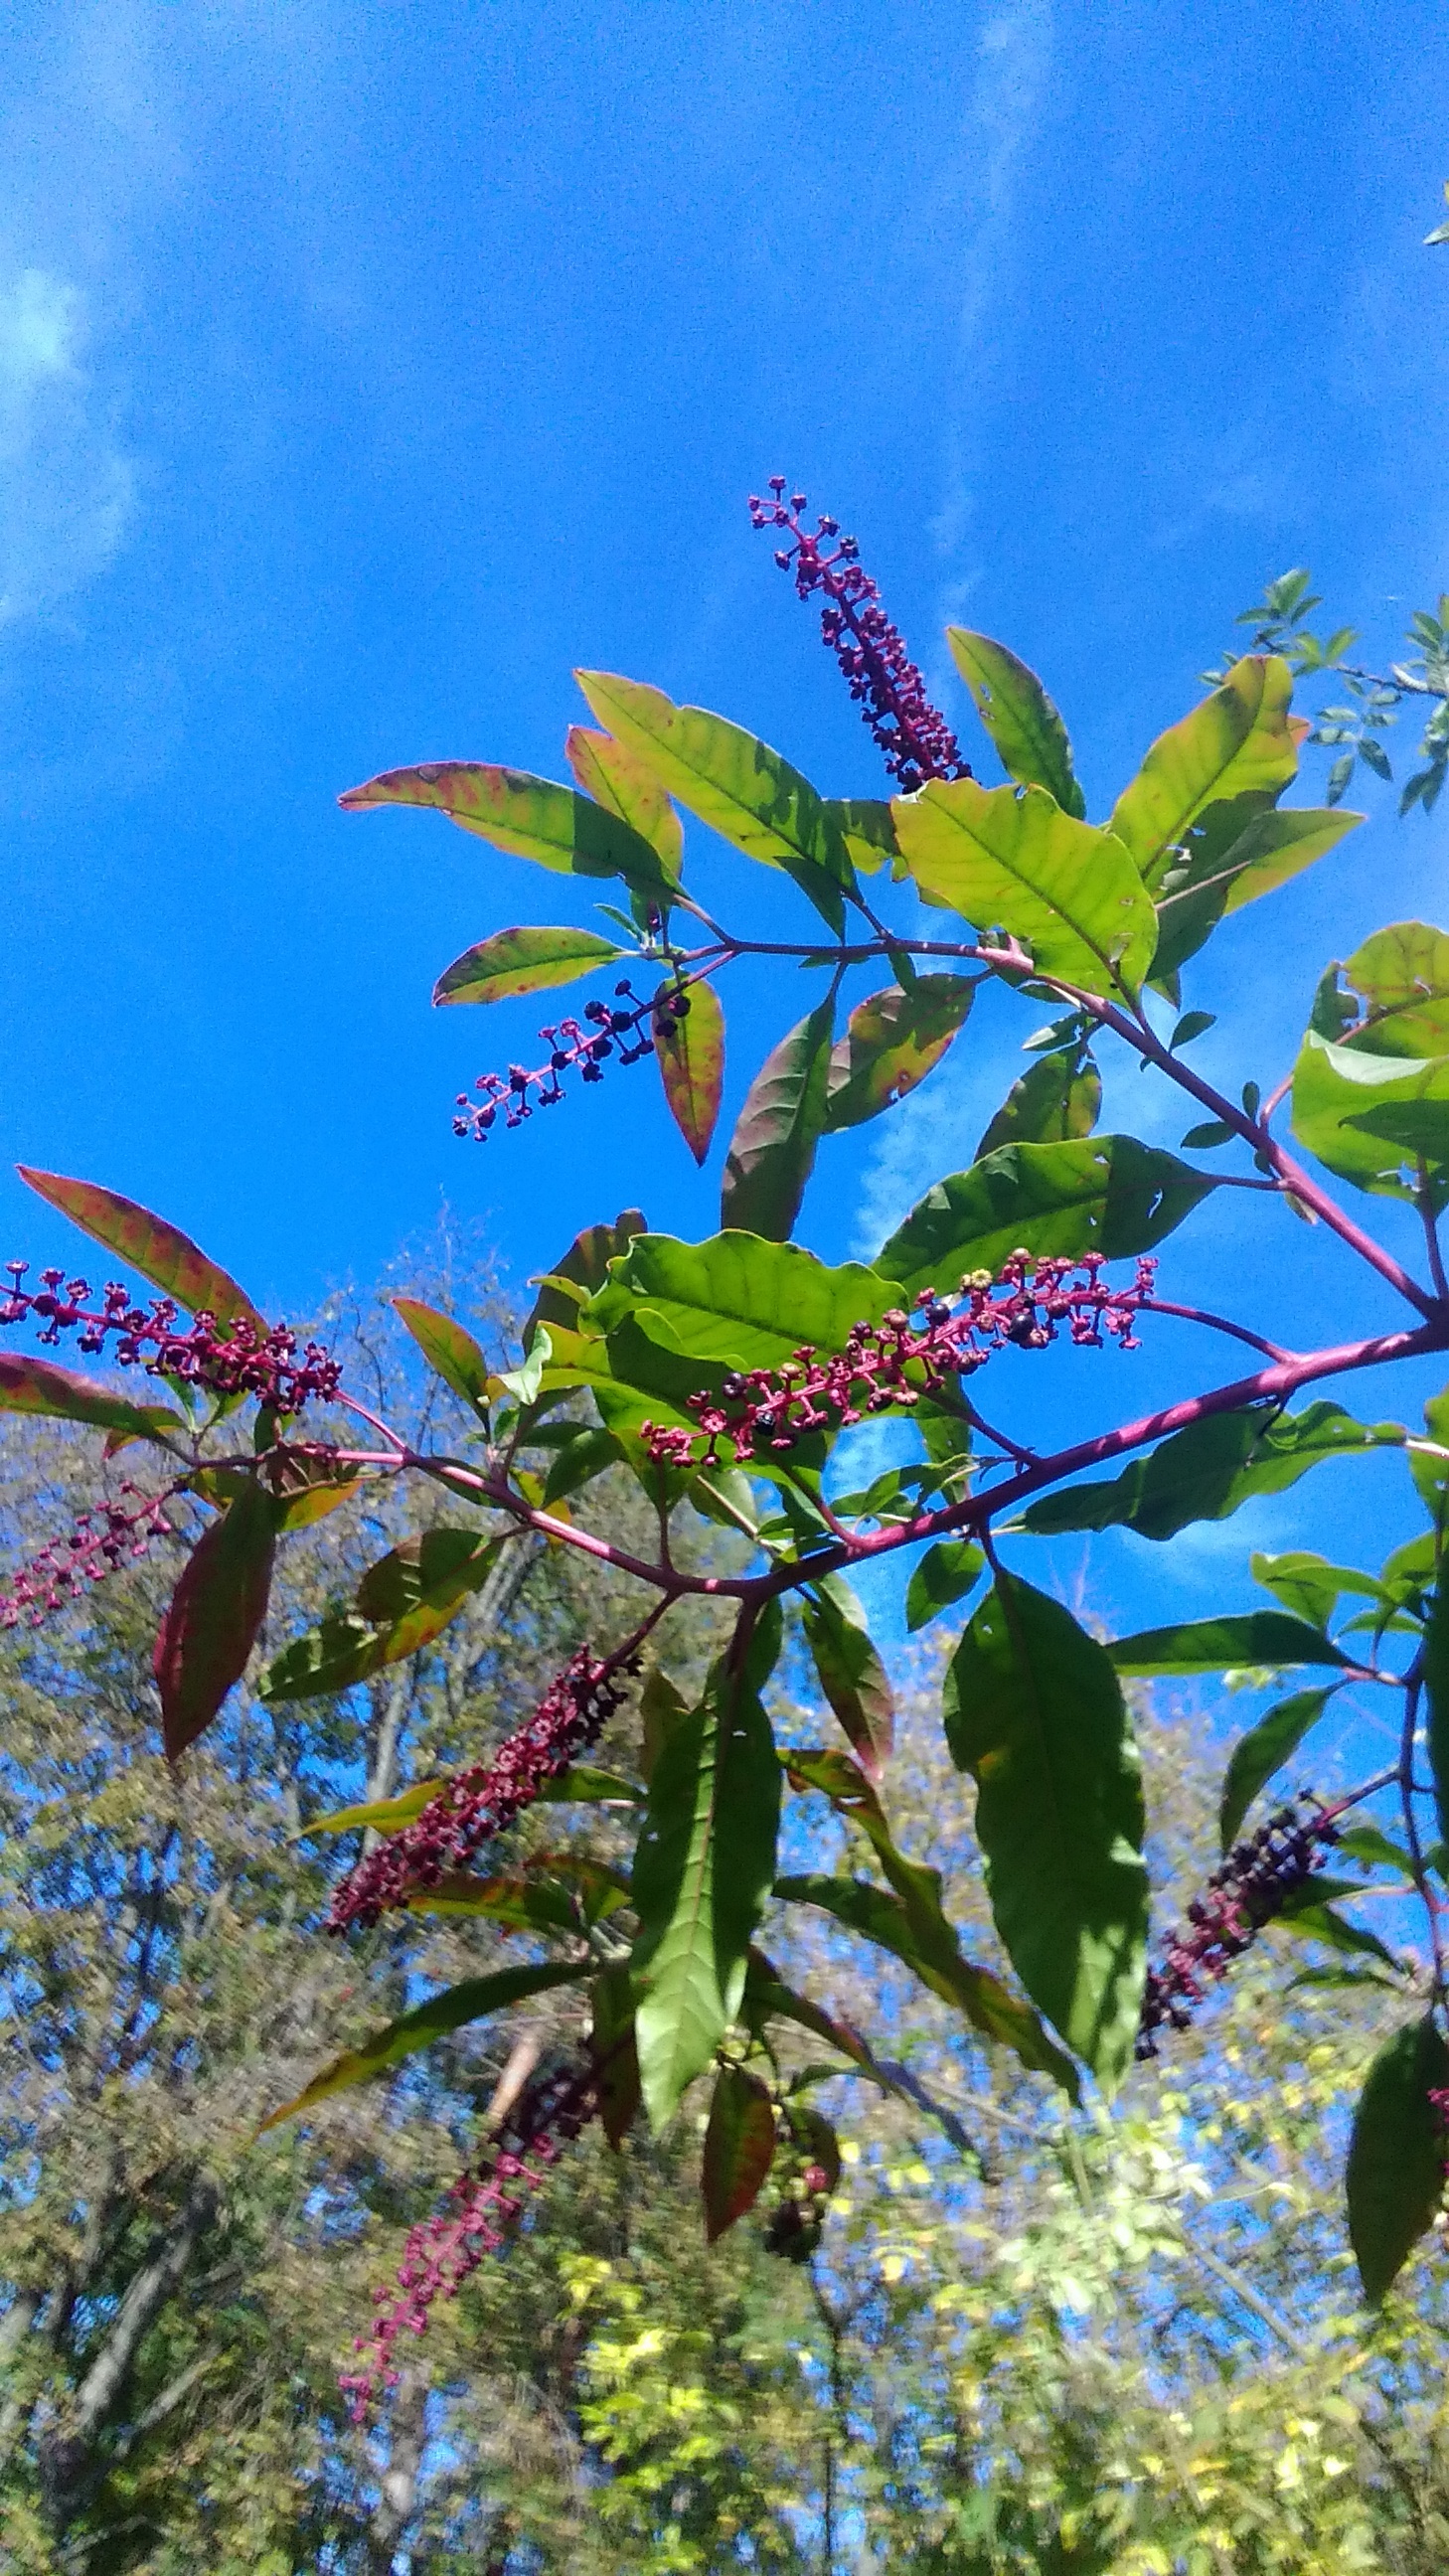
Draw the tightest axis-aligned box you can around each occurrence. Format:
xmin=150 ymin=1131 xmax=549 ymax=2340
xmin=946 ymin=629 xmax=1086 ymax=816
xmin=155 ymin=1480 xmax=277 ymax=1759
xmin=0 ymin=1352 xmax=184 ymax=1443
xmin=877 ymin=1136 xmax=1215 ymax=1301
xmin=720 ymin=1000 xmax=836 ymax=1241
xmin=256 ymin=1960 xmax=590 ymax=2132
xmin=392 ymin=1297 xmax=496 ymax=1412
xmin=702 ymin=2061 xmax=777 ymax=2240
xmin=1347 ymin=2015 xmax=1449 ymax=2304
xmin=800 ymin=1574 xmax=894 ymax=1779
xmin=822 ymin=977 xmax=975 ymax=1132
xmin=653 ymin=976 xmax=724 ymax=1164
xmin=894 ymin=780 xmax=1156 ymax=999
xmin=19 ymin=1168 xmax=263 ymax=1329
xmin=431 ymin=924 xmax=624 ymax=1007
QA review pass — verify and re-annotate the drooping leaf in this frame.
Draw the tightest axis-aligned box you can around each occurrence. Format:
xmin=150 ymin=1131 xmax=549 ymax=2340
xmin=741 ymin=1949 xmax=912 ymax=2099
xmin=946 ymin=630 xmax=1086 ymax=816
xmin=943 ymin=1575 xmax=1147 ymax=2088
xmin=155 ymin=1481 xmax=277 ymax=1759
xmin=1217 ymin=1688 xmax=1341 ymax=1851
xmin=337 ymin=760 xmax=679 ymax=898
xmin=800 ymin=1574 xmax=894 ymax=1779
xmin=574 ymin=671 xmax=855 ymax=931
xmin=893 ymin=780 xmax=1156 ymax=1000
xmin=1292 ymin=1029 xmax=1449 ymax=1198
xmin=1338 ymin=921 xmax=1449 ymax=1059
xmin=1016 ymin=1403 xmax=1404 ymax=1542
xmin=564 ymin=723 xmax=686 ymax=878
xmin=1271 ymin=1891 xmax=1403 ymax=1974
xmin=631 ymin=1616 xmax=783 ymax=2128
xmin=591 ymin=1962 xmax=642 ymax=2149
xmin=822 ymin=977 xmax=975 ymax=1132
xmin=18 ymin=1168 xmax=263 ymax=1329
xmin=719 ymin=1000 xmax=836 ymax=1241
xmin=654 ymin=975 xmax=725 ymax=1164
xmin=257 ymin=1961 xmax=589 ymax=2132
xmin=905 ymin=1539 xmax=986 ymax=1634
xmin=876 ymin=1136 xmax=1215 ymax=1300
xmin=1151 ymin=806 xmax=1363 ymax=982
xmin=391 ymin=1296 xmax=496 ymax=1412
xmin=402 ymin=1856 xmax=627 ymax=1929
xmin=259 ymin=1530 xmax=506 ymax=1700
xmin=0 ymin=1352 xmax=184 ymax=1443
xmin=974 ymin=1046 xmax=1100 ymax=1158
xmin=702 ymin=2061 xmax=777 ymax=2240
xmin=1347 ymin=2015 xmax=1449 ymax=2304
xmin=1106 ymin=1612 xmax=1353 ymax=1677
xmin=1249 ymin=1549 xmax=1390 ymax=1629
xmin=301 ymin=1779 xmax=445 ymax=1838
xmin=585 ymin=1229 xmax=902 ymax=1370
xmin=1107 ymin=657 xmax=1299 ymax=894
xmin=431 ymin=923 xmax=625 ymax=1007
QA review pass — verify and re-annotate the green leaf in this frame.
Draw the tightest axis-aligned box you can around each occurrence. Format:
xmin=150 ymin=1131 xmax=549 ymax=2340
xmin=653 ymin=975 xmax=724 ymax=1165
xmin=1106 ymin=1612 xmax=1352 ymax=1677
xmin=154 ymin=1481 xmax=277 ymax=1759
xmin=945 ymin=630 xmax=1086 ymax=817
xmin=1292 ymin=1030 xmax=1449 ymax=1197
xmin=0 ymin=1352 xmax=184 ymax=1443
xmin=542 ymin=1422 xmax=621 ymax=1506
xmin=564 ymin=722 xmax=685 ymax=879
xmin=391 ymin=1296 xmax=495 ymax=1413
xmin=403 ymin=1853 xmax=629 ymax=1928
xmin=1271 ymin=1892 xmax=1403 ymax=1974
xmin=943 ymin=1575 xmax=1147 ymax=2089
xmin=574 ymin=671 xmax=854 ymax=931
xmin=1016 ymin=1403 xmax=1404 ymax=1542
xmin=1339 ymin=921 xmax=1449 ymax=1059
xmin=1107 ymin=656 xmax=1299 ymax=895
xmin=337 ymin=759 xmax=679 ymax=899
xmin=631 ymin=1621 xmax=783 ymax=2128
xmin=1347 ymin=2015 xmax=1449 ymax=2304
xmin=592 ymin=1962 xmax=642 ymax=2149
xmin=256 ymin=1961 xmax=589 ymax=2133
xmin=300 ymin=1779 xmax=446 ymax=1838
xmin=1152 ymin=806 xmax=1362 ymax=981
xmin=1423 ymin=1576 xmax=1449 ymax=1847
xmin=431 ymin=924 xmax=625 ymax=1007
xmin=1250 ymin=1548 xmax=1390 ymax=1628
xmin=1336 ymin=1825 xmax=1414 ymax=1875
xmin=893 ymin=780 xmax=1156 ymax=1000
xmin=822 ymin=978 xmax=975 ymax=1133
xmin=905 ymin=1539 xmax=986 ymax=1633
xmin=876 ymin=1135 xmax=1215 ymax=1300
xmin=524 ymin=1208 xmax=648 ymax=1354
xmin=975 ymin=1046 xmax=1100 ymax=1158
xmin=741 ymin=1949 xmax=913 ymax=2100
xmin=260 ymin=1530 xmax=506 ymax=1701
xmin=702 ymin=2061 xmax=777 ymax=2241
xmin=821 ymin=796 xmax=897 ymax=877
xmin=800 ymin=1574 xmax=894 ymax=1780
xmin=18 ymin=1167 xmax=264 ymax=1329
xmin=586 ymin=1229 xmax=902 ymax=1370
xmin=719 ymin=1000 xmax=836 ymax=1242
xmin=1217 ymin=1688 xmax=1340 ymax=1851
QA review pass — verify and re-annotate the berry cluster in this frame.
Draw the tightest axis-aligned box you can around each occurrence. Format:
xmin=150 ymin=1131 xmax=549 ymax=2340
xmin=763 ymin=2156 xmax=833 ymax=2265
xmin=341 ymin=2053 xmax=598 ymax=2421
xmin=1 ymin=1266 xmax=341 ymax=1413
xmin=326 ymin=1645 xmax=636 ymax=1931
xmin=1136 ymin=1801 xmax=1340 ymax=2060
xmin=452 ymin=979 xmax=691 ymax=1143
xmin=749 ymin=479 xmax=972 ymax=792
xmin=0 ymin=1484 xmax=175 ymax=1631
xmin=643 ymin=1252 xmax=1155 ymax=1471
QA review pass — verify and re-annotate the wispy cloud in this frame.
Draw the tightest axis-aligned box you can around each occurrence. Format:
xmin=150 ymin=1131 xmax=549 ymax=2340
xmin=0 ymin=266 xmax=134 ymax=627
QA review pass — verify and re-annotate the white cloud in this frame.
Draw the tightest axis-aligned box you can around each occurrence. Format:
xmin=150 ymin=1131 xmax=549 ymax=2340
xmin=0 ymin=266 xmax=134 ymax=626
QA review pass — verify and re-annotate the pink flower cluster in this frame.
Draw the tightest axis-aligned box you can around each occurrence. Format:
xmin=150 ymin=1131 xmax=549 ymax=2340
xmin=1 ymin=1265 xmax=341 ymax=1414
xmin=326 ymin=1645 xmax=635 ymax=1932
xmin=341 ymin=2053 xmax=598 ymax=2421
xmin=0 ymin=1484 xmax=174 ymax=1631
xmin=1136 ymin=1800 xmax=1340 ymax=2060
xmin=643 ymin=1252 xmax=1156 ymax=1471
xmin=749 ymin=480 xmax=972 ymax=792
xmin=453 ymin=980 xmax=689 ymax=1143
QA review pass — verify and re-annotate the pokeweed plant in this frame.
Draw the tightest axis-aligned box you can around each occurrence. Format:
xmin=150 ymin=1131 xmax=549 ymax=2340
xmin=10 ymin=476 xmax=1449 ymax=2416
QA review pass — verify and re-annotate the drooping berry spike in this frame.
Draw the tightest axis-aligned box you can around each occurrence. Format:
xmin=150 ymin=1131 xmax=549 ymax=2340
xmin=642 ymin=1251 xmax=1155 ymax=1471
xmin=0 ymin=1484 xmax=175 ymax=1630
xmin=1136 ymin=1801 xmax=1340 ymax=2060
xmin=453 ymin=978 xmax=686 ymax=1143
xmin=748 ymin=479 xmax=972 ymax=792
xmin=0 ymin=1266 xmax=341 ymax=1414
xmin=325 ymin=1645 xmax=636 ymax=1932
xmin=340 ymin=2053 xmax=598 ymax=2421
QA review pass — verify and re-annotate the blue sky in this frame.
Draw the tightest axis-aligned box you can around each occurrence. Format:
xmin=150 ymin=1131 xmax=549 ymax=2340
xmin=4 ymin=0 xmax=1449 ymax=1651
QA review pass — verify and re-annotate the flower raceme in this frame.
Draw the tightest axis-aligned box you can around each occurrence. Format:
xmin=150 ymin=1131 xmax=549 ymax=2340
xmin=340 ymin=2053 xmax=599 ymax=2422
xmin=325 ymin=1646 xmax=637 ymax=1932
xmin=1136 ymin=1801 xmax=1341 ymax=2060
xmin=0 ymin=1264 xmax=342 ymax=1414
xmin=643 ymin=1252 xmax=1156 ymax=1472
xmin=749 ymin=478 xmax=972 ymax=791
xmin=0 ymin=1484 xmax=174 ymax=1630
xmin=453 ymin=979 xmax=688 ymax=1144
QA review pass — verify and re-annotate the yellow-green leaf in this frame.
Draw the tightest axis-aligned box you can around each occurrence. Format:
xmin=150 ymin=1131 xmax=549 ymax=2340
xmin=892 ymin=779 xmax=1156 ymax=999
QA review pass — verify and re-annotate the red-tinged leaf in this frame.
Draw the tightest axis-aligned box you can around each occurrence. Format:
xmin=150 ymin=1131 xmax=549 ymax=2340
xmin=392 ymin=1296 xmax=495 ymax=1412
xmin=702 ymin=2061 xmax=777 ymax=2241
xmin=337 ymin=760 xmax=679 ymax=898
xmin=592 ymin=1962 xmax=642 ymax=2150
xmin=431 ymin=924 xmax=624 ymax=1007
xmin=654 ymin=977 xmax=724 ymax=1165
xmin=800 ymin=1574 xmax=894 ymax=1780
xmin=523 ymin=1209 xmax=648 ymax=1350
xmin=564 ymin=724 xmax=685 ymax=877
xmin=18 ymin=1168 xmax=263 ymax=1329
xmin=0 ymin=1352 xmax=184 ymax=1442
xmin=154 ymin=1481 xmax=277 ymax=1759
xmin=720 ymin=999 xmax=835 ymax=1242
xmin=823 ymin=977 xmax=975 ymax=1132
